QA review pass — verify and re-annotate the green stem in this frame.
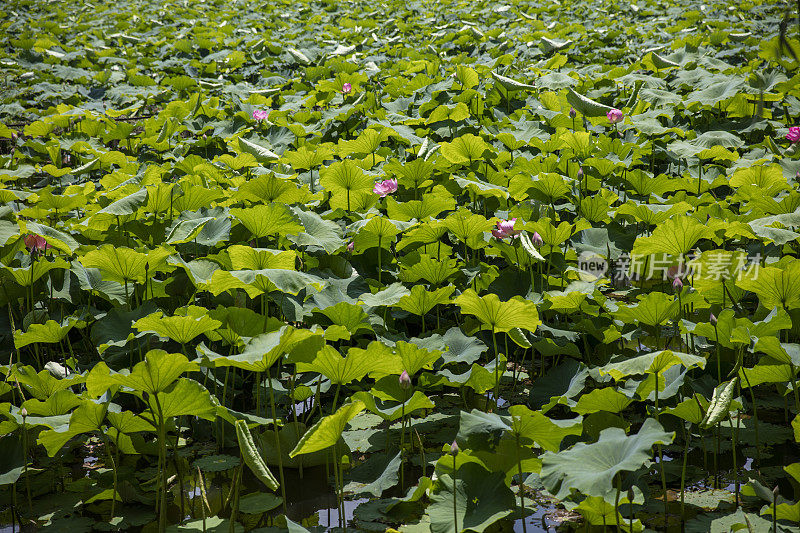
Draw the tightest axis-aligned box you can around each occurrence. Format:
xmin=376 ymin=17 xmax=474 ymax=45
xmin=452 ymin=453 xmax=458 ymax=533
xmin=516 ymin=432 xmax=527 ymax=533
xmin=266 ymin=367 xmax=288 ymax=513
xmin=492 ymin=326 xmax=500 ymax=409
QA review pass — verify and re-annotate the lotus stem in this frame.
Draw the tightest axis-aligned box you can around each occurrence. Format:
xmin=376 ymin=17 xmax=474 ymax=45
xmin=452 ymin=452 xmax=458 ymax=533
xmin=516 ymin=432 xmax=527 ymax=533
xmin=266 ymin=367 xmax=288 ymax=513
xmin=680 ymin=423 xmax=690 ymax=525
xmin=614 ymin=473 xmax=622 ymax=532
xmin=20 ymin=415 xmax=31 ymax=513
xmin=492 ymin=326 xmax=500 ymax=410
xmin=655 ymin=373 xmax=667 ymax=526
xmin=741 ymin=367 xmax=761 ymax=466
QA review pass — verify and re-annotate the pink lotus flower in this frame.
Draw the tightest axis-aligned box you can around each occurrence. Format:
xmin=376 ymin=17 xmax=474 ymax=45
xmin=373 ymin=178 xmax=398 ymax=197
xmin=24 ymin=234 xmax=50 ymax=253
xmin=492 ymin=218 xmax=520 ymax=240
xmin=252 ymin=109 xmax=270 ymax=121
xmin=399 ymin=370 xmax=411 ymax=390
xmin=606 ymin=108 xmax=624 ymax=124
xmin=342 ymin=82 xmax=352 ymax=94
xmin=347 ymin=241 xmax=354 ymax=252
xmin=786 ymin=126 xmax=800 ymax=143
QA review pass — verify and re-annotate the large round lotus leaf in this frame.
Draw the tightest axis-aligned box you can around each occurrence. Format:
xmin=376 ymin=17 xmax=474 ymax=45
xmin=541 ymin=418 xmax=674 ymax=500
xmin=428 ymin=462 xmax=516 ymax=533
xmin=237 ymin=492 xmax=283 ymax=514
xmin=259 ymin=421 xmax=349 ymax=468
xmin=193 ymin=454 xmax=241 ymax=473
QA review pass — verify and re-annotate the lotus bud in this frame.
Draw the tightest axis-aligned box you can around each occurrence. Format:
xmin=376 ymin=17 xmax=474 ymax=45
xmin=577 ymin=166 xmax=583 ymax=179
xmin=672 ymin=277 xmax=683 ymax=291
xmin=627 ymin=487 xmax=635 ymax=502
xmin=20 ymin=407 xmax=27 ymax=418
xmin=606 ymin=108 xmax=624 ymax=124
xmin=347 ymin=241 xmax=354 ymax=252
xmin=773 ymin=485 xmax=780 ymax=498
xmin=710 ymin=313 xmax=717 ymax=325
xmin=569 ymin=107 xmax=576 ymax=119
xmin=342 ymin=82 xmax=352 ymax=94
xmin=531 ymin=231 xmax=543 ymax=247
xmin=449 ymin=440 xmax=459 ymax=456
xmin=399 ymin=370 xmax=411 ymax=390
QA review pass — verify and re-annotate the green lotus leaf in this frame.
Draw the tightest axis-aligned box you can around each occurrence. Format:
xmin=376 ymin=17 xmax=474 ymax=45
xmin=507 ymin=404 xmax=583 ymax=453
xmin=384 ymin=158 xmax=436 ymax=190
xmin=296 ymin=344 xmax=378 ymax=385
xmin=386 ymin=194 xmax=455 ymax=222
xmin=541 ymin=418 xmax=674 ymax=500
xmin=106 ymin=409 xmax=155 ymax=434
xmin=14 ymin=318 xmax=77 ymax=349
xmin=572 ymin=495 xmax=642 ymax=532
xmin=210 ymin=268 xmax=325 ymax=297
xmin=133 ymin=306 xmax=221 ymax=345
xmin=230 ymin=203 xmax=303 ymax=240
xmin=10 ymin=365 xmax=85 ymax=401
xmin=598 ymin=350 xmax=706 ymax=380
xmin=228 ymin=246 xmax=296 ymax=270
xmin=214 ymin=326 xmax=312 ymax=372
xmin=289 ymin=400 xmax=365 ymax=457
xmin=282 ymin=143 xmax=335 ymax=171
xmin=428 ymin=462 xmax=516 ymax=533
xmin=572 ymin=387 xmax=633 ymax=415
xmin=631 ymin=215 xmax=714 ymax=257
xmin=38 ymin=400 xmax=107 ymax=456
xmin=352 ymin=216 xmax=401 ymax=251
xmin=395 ymin=340 xmax=443 ymax=375
xmin=86 ymin=349 xmax=198 ymax=397
xmin=81 ymin=245 xmax=173 ymax=284
xmin=754 ymin=337 xmax=800 ymax=366
xmin=613 ymin=292 xmax=679 ymax=326
xmin=566 ymin=87 xmax=614 ymax=117
xmin=21 ymin=389 xmax=81 ymax=417
xmin=492 ymin=70 xmax=536 ymax=91
xmin=359 ymin=283 xmax=411 ymax=307
xmin=454 ymin=289 xmax=540 ymax=333
xmin=193 ymin=454 xmax=241 ymax=473
xmin=19 ymin=221 xmax=80 ymax=253
xmin=700 ymin=378 xmax=739 ymax=429
xmin=237 ymin=492 xmax=283 ymax=515
xmin=396 ymin=284 xmax=455 ymax=317
xmin=0 ymin=434 xmax=25 ymax=486
xmin=82 ymin=187 xmax=147 ymax=228
xmin=439 ymin=134 xmax=492 ymax=166
xmin=1 ymin=257 xmax=70 ymax=287
xmin=287 ymin=207 xmax=346 ymax=254
xmin=258 ymin=422 xmax=345 ymax=469
xmin=319 ymin=160 xmax=374 ymax=211
xmin=736 ymin=260 xmax=800 ymax=310
xmin=236 ymin=136 xmax=280 ymax=162
xmin=400 ymin=253 xmax=459 ymax=285
xmin=354 ymin=389 xmax=434 ymax=421
xmin=729 ymin=163 xmax=788 ymax=197
xmin=236 ymin=419 xmax=279 ymax=491
xmin=316 ymin=301 xmax=373 ymax=340
xmin=664 ymin=395 xmax=710 ymax=425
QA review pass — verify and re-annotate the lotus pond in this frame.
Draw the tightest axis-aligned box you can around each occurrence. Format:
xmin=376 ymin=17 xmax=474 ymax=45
xmin=1 ymin=0 xmax=800 ymax=531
